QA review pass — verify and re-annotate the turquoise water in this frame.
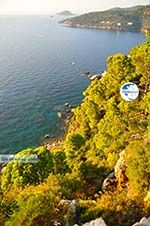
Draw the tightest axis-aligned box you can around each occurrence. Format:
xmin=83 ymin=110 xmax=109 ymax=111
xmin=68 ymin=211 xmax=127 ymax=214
xmin=0 ymin=16 xmax=145 ymax=153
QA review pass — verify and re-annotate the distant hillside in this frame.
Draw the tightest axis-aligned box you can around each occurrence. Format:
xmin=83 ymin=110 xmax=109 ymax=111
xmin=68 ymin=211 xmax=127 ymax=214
xmin=60 ymin=5 xmax=150 ymax=32
xmin=57 ymin=10 xmax=75 ymax=16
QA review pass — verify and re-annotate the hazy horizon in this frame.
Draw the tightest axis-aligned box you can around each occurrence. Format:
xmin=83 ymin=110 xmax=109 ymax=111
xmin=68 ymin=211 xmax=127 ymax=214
xmin=0 ymin=0 xmax=149 ymax=15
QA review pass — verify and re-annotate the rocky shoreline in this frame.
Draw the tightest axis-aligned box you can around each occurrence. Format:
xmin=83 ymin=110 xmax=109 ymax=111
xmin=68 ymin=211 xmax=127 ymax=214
xmin=0 ymin=103 xmax=74 ymax=171
xmin=43 ymin=102 xmax=74 ymax=150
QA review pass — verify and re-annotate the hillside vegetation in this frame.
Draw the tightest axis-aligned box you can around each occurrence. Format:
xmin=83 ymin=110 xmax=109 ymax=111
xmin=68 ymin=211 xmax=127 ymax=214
xmin=61 ymin=5 xmax=150 ymax=32
xmin=0 ymin=41 xmax=150 ymax=226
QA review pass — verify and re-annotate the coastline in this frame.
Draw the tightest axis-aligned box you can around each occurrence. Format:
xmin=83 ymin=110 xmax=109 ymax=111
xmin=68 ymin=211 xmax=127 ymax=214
xmin=43 ymin=106 xmax=74 ymax=151
xmin=60 ymin=4 xmax=150 ymax=34
xmin=63 ymin=23 xmax=143 ymax=33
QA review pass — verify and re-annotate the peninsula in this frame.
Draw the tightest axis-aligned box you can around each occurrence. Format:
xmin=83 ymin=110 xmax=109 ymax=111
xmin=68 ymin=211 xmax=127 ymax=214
xmin=60 ymin=5 xmax=150 ymax=32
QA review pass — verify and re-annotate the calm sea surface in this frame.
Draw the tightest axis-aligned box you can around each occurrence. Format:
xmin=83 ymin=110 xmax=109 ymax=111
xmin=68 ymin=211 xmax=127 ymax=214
xmin=0 ymin=16 xmax=145 ymax=153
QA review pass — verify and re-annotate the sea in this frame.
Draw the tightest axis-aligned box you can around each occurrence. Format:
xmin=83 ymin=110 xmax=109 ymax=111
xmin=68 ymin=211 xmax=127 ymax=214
xmin=0 ymin=15 xmax=145 ymax=153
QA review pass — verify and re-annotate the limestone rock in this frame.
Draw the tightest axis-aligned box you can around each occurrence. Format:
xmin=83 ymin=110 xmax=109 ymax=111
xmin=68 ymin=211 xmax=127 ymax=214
xmin=54 ymin=221 xmax=61 ymax=226
xmin=102 ymin=171 xmax=117 ymax=191
xmin=89 ymin=74 xmax=101 ymax=80
xmin=44 ymin=134 xmax=50 ymax=139
xmin=132 ymin=217 xmax=150 ymax=226
xmin=64 ymin=102 xmax=70 ymax=107
xmin=57 ymin=112 xmax=63 ymax=118
xmin=82 ymin=218 xmax=107 ymax=226
xmin=114 ymin=150 xmax=128 ymax=187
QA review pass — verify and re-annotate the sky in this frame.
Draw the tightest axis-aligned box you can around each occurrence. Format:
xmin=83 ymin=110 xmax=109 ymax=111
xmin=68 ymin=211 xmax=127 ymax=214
xmin=0 ymin=0 xmax=149 ymax=15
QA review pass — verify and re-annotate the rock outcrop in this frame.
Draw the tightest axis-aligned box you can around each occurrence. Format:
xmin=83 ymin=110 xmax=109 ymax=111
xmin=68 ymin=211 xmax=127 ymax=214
xmin=132 ymin=217 xmax=150 ymax=226
xmin=102 ymin=150 xmax=129 ymax=192
xmin=57 ymin=112 xmax=63 ymax=118
xmin=114 ymin=150 xmax=128 ymax=188
xmin=73 ymin=218 xmax=107 ymax=226
xmin=102 ymin=171 xmax=117 ymax=191
xmin=73 ymin=217 xmax=150 ymax=226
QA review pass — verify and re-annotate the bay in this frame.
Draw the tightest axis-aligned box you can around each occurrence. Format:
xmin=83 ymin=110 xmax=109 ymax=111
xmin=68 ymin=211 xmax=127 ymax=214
xmin=0 ymin=16 xmax=145 ymax=153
